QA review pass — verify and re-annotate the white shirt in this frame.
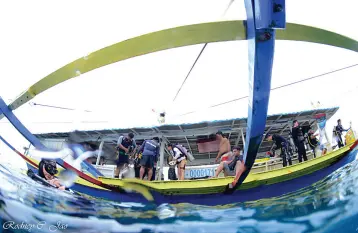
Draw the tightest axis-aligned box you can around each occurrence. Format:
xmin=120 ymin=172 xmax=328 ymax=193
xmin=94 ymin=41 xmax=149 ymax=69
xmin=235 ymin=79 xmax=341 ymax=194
xmin=173 ymin=147 xmax=185 ymax=162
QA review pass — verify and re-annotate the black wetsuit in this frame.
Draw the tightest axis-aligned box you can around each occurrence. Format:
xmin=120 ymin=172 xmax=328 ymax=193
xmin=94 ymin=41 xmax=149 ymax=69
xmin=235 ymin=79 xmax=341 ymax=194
xmin=335 ymin=124 xmax=348 ymax=148
xmin=307 ymin=132 xmax=319 ymax=158
xmin=272 ymin=134 xmax=292 ymax=167
xmin=292 ymin=126 xmax=308 ymax=162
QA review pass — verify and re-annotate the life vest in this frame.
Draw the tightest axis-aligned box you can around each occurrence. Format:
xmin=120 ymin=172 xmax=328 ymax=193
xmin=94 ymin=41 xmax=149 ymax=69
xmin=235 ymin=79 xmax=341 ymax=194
xmin=118 ymin=136 xmax=134 ymax=154
xmin=174 ymin=144 xmax=195 ymax=162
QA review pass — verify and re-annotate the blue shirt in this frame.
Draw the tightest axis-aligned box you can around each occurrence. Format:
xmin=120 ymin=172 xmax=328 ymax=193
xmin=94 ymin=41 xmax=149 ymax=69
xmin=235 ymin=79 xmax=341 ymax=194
xmin=138 ymin=140 xmax=160 ymax=160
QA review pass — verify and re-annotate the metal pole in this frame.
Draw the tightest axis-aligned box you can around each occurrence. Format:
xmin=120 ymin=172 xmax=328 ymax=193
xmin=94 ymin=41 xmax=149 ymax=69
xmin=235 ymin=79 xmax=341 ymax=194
xmin=158 ymin=137 xmax=165 ymax=181
xmin=240 ymin=128 xmax=246 ymax=150
xmin=96 ymin=140 xmax=105 ymax=166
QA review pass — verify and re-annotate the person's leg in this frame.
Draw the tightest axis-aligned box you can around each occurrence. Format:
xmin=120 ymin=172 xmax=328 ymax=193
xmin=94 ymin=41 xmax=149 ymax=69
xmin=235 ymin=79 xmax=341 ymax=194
xmin=302 ymin=143 xmax=308 ymax=161
xmin=147 ymin=168 xmax=153 ymax=181
xmin=281 ymin=149 xmax=287 ymax=167
xmin=232 ymin=161 xmax=246 ymax=186
xmin=214 ymin=162 xmax=225 ymax=177
xmin=177 ymin=164 xmax=182 ymax=180
xmin=297 ymin=143 xmax=303 ymax=162
xmin=151 ymin=166 xmax=156 ymax=181
xmin=182 ymin=160 xmax=187 ymax=180
xmin=135 ymin=165 xmax=140 ymax=178
xmin=311 ymin=146 xmax=316 ymax=158
xmin=139 ymin=166 xmax=146 ymax=179
xmin=139 ymin=155 xmax=149 ymax=179
xmin=338 ymin=135 xmax=344 ymax=148
xmin=115 ymin=163 xmax=125 ymax=178
xmin=178 ymin=160 xmax=186 ymax=180
xmin=114 ymin=165 xmax=120 ymax=178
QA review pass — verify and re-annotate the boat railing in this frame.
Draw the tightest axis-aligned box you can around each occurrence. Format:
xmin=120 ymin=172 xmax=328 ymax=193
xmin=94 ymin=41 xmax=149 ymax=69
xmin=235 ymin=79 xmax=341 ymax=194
xmin=94 ymin=165 xmax=116 ymax=178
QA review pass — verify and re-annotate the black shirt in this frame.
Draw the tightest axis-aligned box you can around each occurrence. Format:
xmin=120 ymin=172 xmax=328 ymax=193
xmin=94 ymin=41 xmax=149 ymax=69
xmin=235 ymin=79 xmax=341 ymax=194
xmin=307 ymin=132 xmax=318 ymax=146
xmin=228 ymin=154 xmax=243 ymax=170
xmin=292 ymin=126 xmax=304 ymax=145
xmin=272 ymin=134 xmax=287 ymax=149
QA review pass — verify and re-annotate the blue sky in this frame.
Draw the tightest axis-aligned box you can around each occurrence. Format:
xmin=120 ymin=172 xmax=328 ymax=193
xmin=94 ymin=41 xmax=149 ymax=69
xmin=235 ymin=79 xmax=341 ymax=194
xmin=0 ymin=0 xmax=357 ymax=167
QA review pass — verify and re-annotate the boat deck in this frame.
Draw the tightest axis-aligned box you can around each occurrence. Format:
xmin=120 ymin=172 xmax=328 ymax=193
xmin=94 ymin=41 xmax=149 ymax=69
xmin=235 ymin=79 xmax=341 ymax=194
xmin=98 ymin=144 xmax=351 ymax=195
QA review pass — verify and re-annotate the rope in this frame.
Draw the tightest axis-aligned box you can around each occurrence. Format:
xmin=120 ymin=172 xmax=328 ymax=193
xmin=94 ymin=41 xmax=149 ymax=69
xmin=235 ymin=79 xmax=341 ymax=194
xmin=171 ymin=0 xmax=235 ymax=103
xmin=30 ymin=102 xmax=92 ymax=112
xmin=178 ymin=63 xmax=358 ymax=116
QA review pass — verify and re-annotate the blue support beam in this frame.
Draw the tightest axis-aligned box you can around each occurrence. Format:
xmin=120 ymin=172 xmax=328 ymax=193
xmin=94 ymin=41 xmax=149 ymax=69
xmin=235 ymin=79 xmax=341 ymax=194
xmin=227 ymin=0 xmax=285 ymax=192
xmin=0 ymin=97 xmax=103 ymax=177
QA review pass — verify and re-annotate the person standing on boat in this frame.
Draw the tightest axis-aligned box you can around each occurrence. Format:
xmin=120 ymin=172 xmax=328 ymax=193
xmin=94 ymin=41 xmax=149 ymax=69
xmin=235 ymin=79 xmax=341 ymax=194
xmin=137 ymin=137 xmax=160 ymax=181
xmin=334 ymin=119 xmax=350 ymax=148
xmin=265 ymin=134 xmax=292 ymax=167
xmin=167 ymin=143 xmax=187 ymax=180
xmin=307 ymin=129 xmax=319 ymax=158
xmin=215 ymin=131 xmax=231 ymax=163
xmin=167 ymin=152 xmax=178 ymax=180
xmin=115 ymin=133 xmax=136 ymax=178
xmin=291 ymin=120 xmax=308 ymax=163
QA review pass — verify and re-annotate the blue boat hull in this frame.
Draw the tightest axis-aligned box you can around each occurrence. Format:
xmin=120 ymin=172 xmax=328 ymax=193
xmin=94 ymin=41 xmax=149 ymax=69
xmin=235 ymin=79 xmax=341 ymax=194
xmin=26 ymin=144 xmax=358 ymax=206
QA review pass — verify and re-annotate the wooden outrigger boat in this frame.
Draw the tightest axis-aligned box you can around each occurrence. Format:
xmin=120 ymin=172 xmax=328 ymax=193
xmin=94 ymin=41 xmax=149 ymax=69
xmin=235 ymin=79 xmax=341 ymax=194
xmin=8 ymin=135 xmax=358 ymax=205
xmin=0 ymin=0 xmax=358 ymax=205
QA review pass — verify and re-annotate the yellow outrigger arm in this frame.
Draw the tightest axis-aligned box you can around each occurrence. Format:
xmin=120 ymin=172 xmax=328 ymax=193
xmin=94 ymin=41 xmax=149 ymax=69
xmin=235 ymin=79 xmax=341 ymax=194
xmin=1 ymin=20 xmax=358 ymax=118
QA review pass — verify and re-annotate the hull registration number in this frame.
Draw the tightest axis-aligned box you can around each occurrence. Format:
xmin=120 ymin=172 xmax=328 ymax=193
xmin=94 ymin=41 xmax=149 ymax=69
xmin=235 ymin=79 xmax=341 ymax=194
xmin=185 ymin=168 xmax=215 ymax=179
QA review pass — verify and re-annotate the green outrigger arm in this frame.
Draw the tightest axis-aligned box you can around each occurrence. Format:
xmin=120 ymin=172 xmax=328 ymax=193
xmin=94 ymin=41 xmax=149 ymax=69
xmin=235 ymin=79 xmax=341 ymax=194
xmin=1 ymin=20 xmax=357 ymax=116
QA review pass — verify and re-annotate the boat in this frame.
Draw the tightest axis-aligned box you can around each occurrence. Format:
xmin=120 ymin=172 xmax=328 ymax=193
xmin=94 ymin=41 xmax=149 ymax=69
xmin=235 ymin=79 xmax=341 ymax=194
xmin=0 ymin=0 xmax=358 ymax=205
xmin=6 ymin=134 xmax=358 ymax=205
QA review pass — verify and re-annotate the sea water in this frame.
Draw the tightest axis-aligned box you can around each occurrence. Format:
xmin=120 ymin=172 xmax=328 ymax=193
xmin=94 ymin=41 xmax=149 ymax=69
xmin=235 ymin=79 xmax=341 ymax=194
xmin=1 ymin=151 xmax=358 ymax=233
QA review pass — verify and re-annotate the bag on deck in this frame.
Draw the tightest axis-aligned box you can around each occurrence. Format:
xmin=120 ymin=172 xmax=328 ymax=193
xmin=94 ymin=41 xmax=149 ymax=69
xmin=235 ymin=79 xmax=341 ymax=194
xmin=174 ymin=144 xmax=195 ymax=162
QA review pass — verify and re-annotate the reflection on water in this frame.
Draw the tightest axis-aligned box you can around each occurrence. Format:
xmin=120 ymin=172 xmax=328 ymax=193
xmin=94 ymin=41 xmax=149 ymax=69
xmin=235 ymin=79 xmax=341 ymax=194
xmin=1 ymin=152 xmax=358 ymax=232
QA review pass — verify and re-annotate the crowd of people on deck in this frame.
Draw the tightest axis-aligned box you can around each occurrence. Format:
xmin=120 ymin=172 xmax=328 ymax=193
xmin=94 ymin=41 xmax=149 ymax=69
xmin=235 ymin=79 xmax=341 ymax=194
xmin=112 ymin=119 xmax=351 ymax=183
xmin=264 ymin=119 xmax=350 ymax=168
xmin=32 ymin=118 xmax=351 ymax=191
xmin=113 ymin=133 xmax=193 ymax=181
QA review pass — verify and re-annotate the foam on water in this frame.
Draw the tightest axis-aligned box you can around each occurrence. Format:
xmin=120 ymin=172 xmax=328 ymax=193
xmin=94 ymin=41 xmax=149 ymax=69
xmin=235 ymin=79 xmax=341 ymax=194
xmin=1 ymin=152 xmax=358 ymax=232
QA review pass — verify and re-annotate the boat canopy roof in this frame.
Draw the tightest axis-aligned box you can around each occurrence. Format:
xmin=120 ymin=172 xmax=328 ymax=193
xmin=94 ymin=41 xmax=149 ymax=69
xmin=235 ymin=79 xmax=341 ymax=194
xmin=34 ymin=107 xmax=338 ymax=164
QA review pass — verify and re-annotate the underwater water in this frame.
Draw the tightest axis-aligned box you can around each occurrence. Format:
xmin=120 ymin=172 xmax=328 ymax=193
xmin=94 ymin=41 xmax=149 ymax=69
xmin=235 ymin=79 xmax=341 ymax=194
xmin=1 ymin=150 xmax=358 ymax=233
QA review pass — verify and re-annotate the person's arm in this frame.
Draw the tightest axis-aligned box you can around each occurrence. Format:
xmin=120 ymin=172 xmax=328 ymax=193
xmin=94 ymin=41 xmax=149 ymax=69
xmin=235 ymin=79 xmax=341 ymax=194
xmin=49 ymin=179 xmax=66 ymax=190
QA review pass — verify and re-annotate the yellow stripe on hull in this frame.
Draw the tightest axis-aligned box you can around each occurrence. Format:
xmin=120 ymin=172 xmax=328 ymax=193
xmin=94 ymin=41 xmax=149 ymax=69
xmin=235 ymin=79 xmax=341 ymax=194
xmin=99 ymin=144 xmax=352 ymax=195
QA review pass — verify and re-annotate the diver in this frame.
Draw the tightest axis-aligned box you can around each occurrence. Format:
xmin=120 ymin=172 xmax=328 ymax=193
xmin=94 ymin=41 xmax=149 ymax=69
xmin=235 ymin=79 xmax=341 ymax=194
xmin=292 ymin=120 xmax=308 ymax=163
xmin=265 ymin=134 xmax=292 ymax=167
xmin=115 ymin=133 xmax=136 ymax=178
xmin=137 ymin=137 xmax=160 ymax=181
xmin=334 ymin=119 xmax=350 ymax=148
xmin=167 ymin=151 xmax=178 ymax=180
xmin=167 ymin=143 xmax=188 ymax=180
xmin=34 ymin=159 xmax=66 ymax=190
